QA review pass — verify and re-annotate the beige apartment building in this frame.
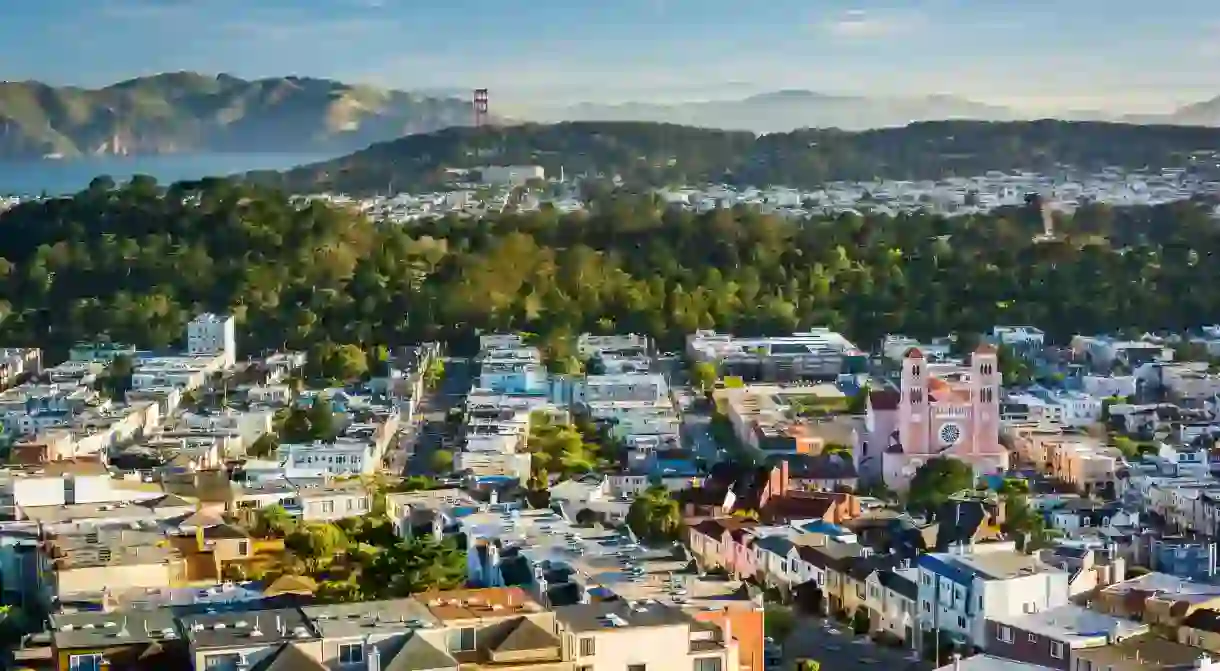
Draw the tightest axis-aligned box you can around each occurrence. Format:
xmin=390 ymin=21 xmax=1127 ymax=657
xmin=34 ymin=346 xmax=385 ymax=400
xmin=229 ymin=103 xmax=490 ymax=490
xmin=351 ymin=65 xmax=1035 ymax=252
xmin=555 ymin=599 xmax=735 ymax=671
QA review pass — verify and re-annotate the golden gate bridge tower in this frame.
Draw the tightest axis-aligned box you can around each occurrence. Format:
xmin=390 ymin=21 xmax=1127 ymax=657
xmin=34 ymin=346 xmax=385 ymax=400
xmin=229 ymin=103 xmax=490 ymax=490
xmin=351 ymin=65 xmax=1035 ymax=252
xmin=473 ymin=88 xmax=489 ymax=128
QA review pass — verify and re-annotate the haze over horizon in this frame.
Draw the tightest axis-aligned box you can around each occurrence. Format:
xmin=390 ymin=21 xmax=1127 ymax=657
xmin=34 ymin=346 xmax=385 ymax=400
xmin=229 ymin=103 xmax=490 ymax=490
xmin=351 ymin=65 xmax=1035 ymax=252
xmin=6 ymin=0 xmax=1220 ymax=114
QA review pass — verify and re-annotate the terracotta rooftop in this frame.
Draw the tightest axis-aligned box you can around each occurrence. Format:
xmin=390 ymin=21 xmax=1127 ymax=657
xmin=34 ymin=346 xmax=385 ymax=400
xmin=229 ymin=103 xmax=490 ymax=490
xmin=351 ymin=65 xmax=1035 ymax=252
xmin=905 ymin=347 xmax=924 ymax=359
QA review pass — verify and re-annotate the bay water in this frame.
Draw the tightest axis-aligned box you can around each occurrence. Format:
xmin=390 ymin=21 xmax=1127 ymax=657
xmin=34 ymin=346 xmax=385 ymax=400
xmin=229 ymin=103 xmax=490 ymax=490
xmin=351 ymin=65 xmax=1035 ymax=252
xmin=0 ymin=153 xmax=332 ymax=196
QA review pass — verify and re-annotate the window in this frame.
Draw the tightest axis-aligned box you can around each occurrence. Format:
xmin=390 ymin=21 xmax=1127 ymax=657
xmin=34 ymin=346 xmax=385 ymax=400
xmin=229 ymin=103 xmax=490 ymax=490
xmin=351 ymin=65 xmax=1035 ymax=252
xmin=450 ymin=627 xmax=476 ymax=652
xmin=957 ymin=616 xmax=967 ymax=629
xmin=923 ymin=601 xmax=931 ymax=613
xmin=578 ymin=667 xmax=593 ymax=671
xmin=237 ymin=541 xmax=249 ymax=555
xmin=695 ymin=658 xmax=724 ymax=671
xmin=204 ymin=654 xmax=241 ymax=671
xmin=320 ymin=500 xmax=335 ymax=514
xmin=628 ymin=665 xmax=647 ymax=671
xmin=338 ymin=643 xmax=364 ymax=665
xmin=998 ymin=626 xmax=1013 ymax=643
xmin=69 ymin=654 xmax=104 ymax=671
xmin=1051 ymin=641 xmax=1065 ymax=659
xmin=580 ymin=636 xmax=596 ymax=656
xmin=1028 ymin=633 xmax=1038 ymax=643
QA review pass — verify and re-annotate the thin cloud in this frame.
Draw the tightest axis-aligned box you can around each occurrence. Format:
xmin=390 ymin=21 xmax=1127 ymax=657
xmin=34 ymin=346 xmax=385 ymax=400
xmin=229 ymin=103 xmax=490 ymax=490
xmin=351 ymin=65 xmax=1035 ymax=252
xmin=819 ymin=9 xmax=924 ymax=40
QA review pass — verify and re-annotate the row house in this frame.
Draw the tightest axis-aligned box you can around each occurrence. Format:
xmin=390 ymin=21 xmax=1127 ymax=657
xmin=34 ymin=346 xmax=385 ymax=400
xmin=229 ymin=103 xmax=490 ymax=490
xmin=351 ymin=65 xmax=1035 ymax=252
xmin=50 ymin=588 xmax=593 ymax=671
xmin=985 ymin=604 xmax=1150 ymax=671
xmin=917 ymin=550 xmax=1071 ymax=649
xmin=688 ymin=518 xmax=759 ymax=575
xmin=865 ymin=566 xmax=920 ymax=645
xmin=1092 ymin=571 xmax=1220 ymax=627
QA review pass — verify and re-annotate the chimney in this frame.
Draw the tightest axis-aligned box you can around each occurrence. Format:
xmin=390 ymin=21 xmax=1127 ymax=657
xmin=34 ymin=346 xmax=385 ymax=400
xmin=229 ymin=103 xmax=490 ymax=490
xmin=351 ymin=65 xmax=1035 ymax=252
xmin=723 ymin=612 xmax=733 ymax=645
xmin=779 ymin=459 xmax=789 ymax=496
xmin=953 ymin=653 xmax=961 ymax=671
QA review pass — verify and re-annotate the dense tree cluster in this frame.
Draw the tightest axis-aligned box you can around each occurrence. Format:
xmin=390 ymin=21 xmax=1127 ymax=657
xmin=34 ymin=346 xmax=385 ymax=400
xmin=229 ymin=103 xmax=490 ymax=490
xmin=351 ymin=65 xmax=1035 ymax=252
xmin=4 ymin=178 xmax=1220 ymax=361
xmin=253 ymin=120 xmax=1220 ymax=194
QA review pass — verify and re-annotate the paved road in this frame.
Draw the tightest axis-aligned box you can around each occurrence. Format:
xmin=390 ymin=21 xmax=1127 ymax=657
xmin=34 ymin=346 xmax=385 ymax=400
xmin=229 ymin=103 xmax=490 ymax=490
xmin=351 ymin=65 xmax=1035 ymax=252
xmin=404 ymin=357 xmax=472 ymax=476
xmin=781 ymin=617 xmax=928 ymax=671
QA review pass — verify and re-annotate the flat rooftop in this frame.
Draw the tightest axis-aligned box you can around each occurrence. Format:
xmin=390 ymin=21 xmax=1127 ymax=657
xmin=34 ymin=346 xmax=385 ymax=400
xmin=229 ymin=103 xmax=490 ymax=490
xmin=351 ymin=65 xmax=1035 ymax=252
xmin=180 ymin=607 xmax=319 ymax=649
xmin=51 ymin=609 xmax=180 ymax=649
xmin=1073 ymin=632 xmax=1213 ymax=671
xmin=991 ymin=604 xmax=1147 ymax=645
xmin=954 ymin=551 xmax=1062 ymax=580
xmin=303 ymin=599 xmax=440 ymax=637
xmin=554 ymin=599 xmax=695 ymax=632
xmin=419 ymin=587 xmax=546 ymax=622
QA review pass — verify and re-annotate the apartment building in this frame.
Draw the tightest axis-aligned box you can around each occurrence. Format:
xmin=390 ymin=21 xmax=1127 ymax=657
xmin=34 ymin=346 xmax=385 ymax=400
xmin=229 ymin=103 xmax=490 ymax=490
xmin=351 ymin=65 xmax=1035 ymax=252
xmin=50 ymin=610 xmax=186 ymax=671
xmin=993 ymin=326 xmax=1047 ymax=353
xmin=186 ymin=312 xmax=237 ymax=367
xmin=1092 ymin=572 xmax=1220 ymax=626
xmin=0 ymin=347 xmax=40 ymax=390
xmin=302 ymin=598 xmax=443 ymax=670
xmin=180 ymin=607 xmax=323 ymax=671
xmin=686 ymin=329 xmax=867 ymax=381
xmin=985 ymin=604 xmax=1149 ymax=671
xmin=917 ymin=551 xmax=1071 ymax=648
xmin=421 ymin=587 xmax=569 ymax=670
xmin=41 ymin=527 xmax=186 ymax=609
xmin=555 ymin=600 xmax=733 ymax=671
xmin=1046 ymin=440 xmax=1122 ymax=495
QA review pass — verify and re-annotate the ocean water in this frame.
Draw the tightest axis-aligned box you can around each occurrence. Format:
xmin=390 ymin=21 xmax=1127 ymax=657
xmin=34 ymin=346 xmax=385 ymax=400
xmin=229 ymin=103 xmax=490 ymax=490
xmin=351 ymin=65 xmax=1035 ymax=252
xmin=0 ymin=153 xmax=333 ymax=196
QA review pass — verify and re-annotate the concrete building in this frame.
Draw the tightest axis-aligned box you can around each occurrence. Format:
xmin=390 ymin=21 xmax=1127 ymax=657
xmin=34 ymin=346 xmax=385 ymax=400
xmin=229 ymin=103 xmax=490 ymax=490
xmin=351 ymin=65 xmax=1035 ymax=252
xmin=686 ymin=329 xmax=867 ymax=382
xmin=917 ymin=550 xmax=1070 ymax=649
xmin=479 ymin=165 xmax=545 ymax=186
xmin=186 ymin=312 xmax=237 ymax=367
xmin=554 ymin=600 xmax=735 ymax=671
xmin=986 ymin=604 xmax=1148 ymax=671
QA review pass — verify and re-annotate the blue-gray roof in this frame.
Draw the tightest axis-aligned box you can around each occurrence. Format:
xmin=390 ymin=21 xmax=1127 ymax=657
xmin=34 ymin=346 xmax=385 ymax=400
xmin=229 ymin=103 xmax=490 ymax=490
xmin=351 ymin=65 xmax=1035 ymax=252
xmin=753 ymin=535 xmax=796 ymax=558
xmin=917 ymin=553 xmax=975 ymax=586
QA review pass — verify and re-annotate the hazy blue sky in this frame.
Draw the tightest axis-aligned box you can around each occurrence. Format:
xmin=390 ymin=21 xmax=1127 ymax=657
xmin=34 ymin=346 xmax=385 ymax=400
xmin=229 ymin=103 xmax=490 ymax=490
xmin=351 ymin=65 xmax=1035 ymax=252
xmin=4 ymin=0 xmax=1220 ymax=112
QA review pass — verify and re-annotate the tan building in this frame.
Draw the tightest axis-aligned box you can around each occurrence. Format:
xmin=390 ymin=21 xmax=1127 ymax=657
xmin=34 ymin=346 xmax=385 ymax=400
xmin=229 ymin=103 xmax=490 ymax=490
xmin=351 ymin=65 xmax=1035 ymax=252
xmin=1179 ymin=609 xmax=1220 ymax=654
xmin=555 ymin=599 xmax=734 ymax=671
xmin=41 ymin=528 xmax=185 ymax=607
xmin=420 ymin=586 xmax=571 ymax=670
xmin=1092 ymin=572 xmax=1220 ymax=627
xmin=181 ymin=606 xmax=324 ymax=671
xmin=1046 ymin=437 xmax=1121 ymax=494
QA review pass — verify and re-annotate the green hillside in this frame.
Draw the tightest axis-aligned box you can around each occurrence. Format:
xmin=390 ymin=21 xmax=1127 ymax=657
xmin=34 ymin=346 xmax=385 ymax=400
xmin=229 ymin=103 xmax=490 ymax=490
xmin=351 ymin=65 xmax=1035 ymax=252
xmin=249 ymin=119 xmax=1220 ymax=194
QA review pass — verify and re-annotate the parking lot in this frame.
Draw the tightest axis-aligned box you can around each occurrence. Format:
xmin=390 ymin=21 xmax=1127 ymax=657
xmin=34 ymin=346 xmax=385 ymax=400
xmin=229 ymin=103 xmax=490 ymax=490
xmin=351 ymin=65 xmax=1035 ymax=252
xmin=780 ymin=617 xmax=929 ymax=671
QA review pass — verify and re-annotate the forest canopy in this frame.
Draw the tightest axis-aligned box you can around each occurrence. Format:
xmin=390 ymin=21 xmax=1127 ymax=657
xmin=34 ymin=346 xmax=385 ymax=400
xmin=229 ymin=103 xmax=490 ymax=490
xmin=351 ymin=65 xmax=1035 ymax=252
xmin=0 ymin=176 xmax=1218 ymax=360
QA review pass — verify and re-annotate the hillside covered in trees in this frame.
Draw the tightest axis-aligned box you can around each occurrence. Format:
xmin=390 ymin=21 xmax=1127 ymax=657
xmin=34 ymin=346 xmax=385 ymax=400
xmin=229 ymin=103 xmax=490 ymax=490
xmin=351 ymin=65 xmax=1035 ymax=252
xmin=0 ymin=177 xmax=1218 ymax=360
xmin=249 ymin=120 xmax=1220 ymax=194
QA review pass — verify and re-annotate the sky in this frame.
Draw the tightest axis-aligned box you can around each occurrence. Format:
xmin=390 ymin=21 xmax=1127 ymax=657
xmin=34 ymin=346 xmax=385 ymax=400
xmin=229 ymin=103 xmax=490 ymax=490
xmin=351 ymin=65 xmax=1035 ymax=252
xmin=4 ymin=0 xmax=1220 ymax=113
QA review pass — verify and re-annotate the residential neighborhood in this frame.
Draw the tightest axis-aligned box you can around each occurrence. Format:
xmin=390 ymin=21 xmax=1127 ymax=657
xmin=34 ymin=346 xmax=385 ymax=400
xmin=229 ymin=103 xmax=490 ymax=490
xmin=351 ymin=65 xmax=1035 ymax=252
xmin=11 ymin=317 xmax=1220 ymax=670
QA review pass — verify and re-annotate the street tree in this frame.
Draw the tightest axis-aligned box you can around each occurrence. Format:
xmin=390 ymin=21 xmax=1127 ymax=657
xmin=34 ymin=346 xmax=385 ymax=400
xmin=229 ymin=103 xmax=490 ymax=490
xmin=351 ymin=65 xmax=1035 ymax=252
xmin=907 ymin=457 xmax=976 ymax=514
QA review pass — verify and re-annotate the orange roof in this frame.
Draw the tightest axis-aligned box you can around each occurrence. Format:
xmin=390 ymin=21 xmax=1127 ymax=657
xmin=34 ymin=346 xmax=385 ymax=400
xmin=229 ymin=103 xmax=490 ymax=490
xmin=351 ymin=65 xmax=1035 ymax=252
xmin=905 ymin=347 xmax=924 ymax=359
xmin=975 ymin=343 xmax=998 ymax=355
xmin=418 ymin=587 xmax=543 ymax=621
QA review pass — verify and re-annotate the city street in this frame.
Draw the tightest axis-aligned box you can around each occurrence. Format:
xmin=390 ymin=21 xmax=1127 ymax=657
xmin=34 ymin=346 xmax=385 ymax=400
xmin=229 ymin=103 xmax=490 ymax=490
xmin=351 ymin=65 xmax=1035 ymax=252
xmin=404 ymin=357 xmax=471 ymax=476
xmin=781 ymin=618 xmax=928 ymax=671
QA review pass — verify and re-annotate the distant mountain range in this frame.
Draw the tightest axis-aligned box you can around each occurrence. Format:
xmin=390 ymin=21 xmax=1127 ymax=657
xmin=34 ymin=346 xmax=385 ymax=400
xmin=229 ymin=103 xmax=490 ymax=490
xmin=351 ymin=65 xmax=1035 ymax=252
xmin=9 ymin=72 xmax=1220 ymax=161
xmin=0 ymin=72 xmax=477 ymax=159
xmin=520 ymin=89 xmax=1220 ymax=133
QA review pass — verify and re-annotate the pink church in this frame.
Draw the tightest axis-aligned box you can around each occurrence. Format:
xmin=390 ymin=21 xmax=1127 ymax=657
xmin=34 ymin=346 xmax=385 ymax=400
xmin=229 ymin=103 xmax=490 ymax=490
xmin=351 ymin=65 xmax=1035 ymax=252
xmin=860 ymin=345 xmax=1009 ymax=490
